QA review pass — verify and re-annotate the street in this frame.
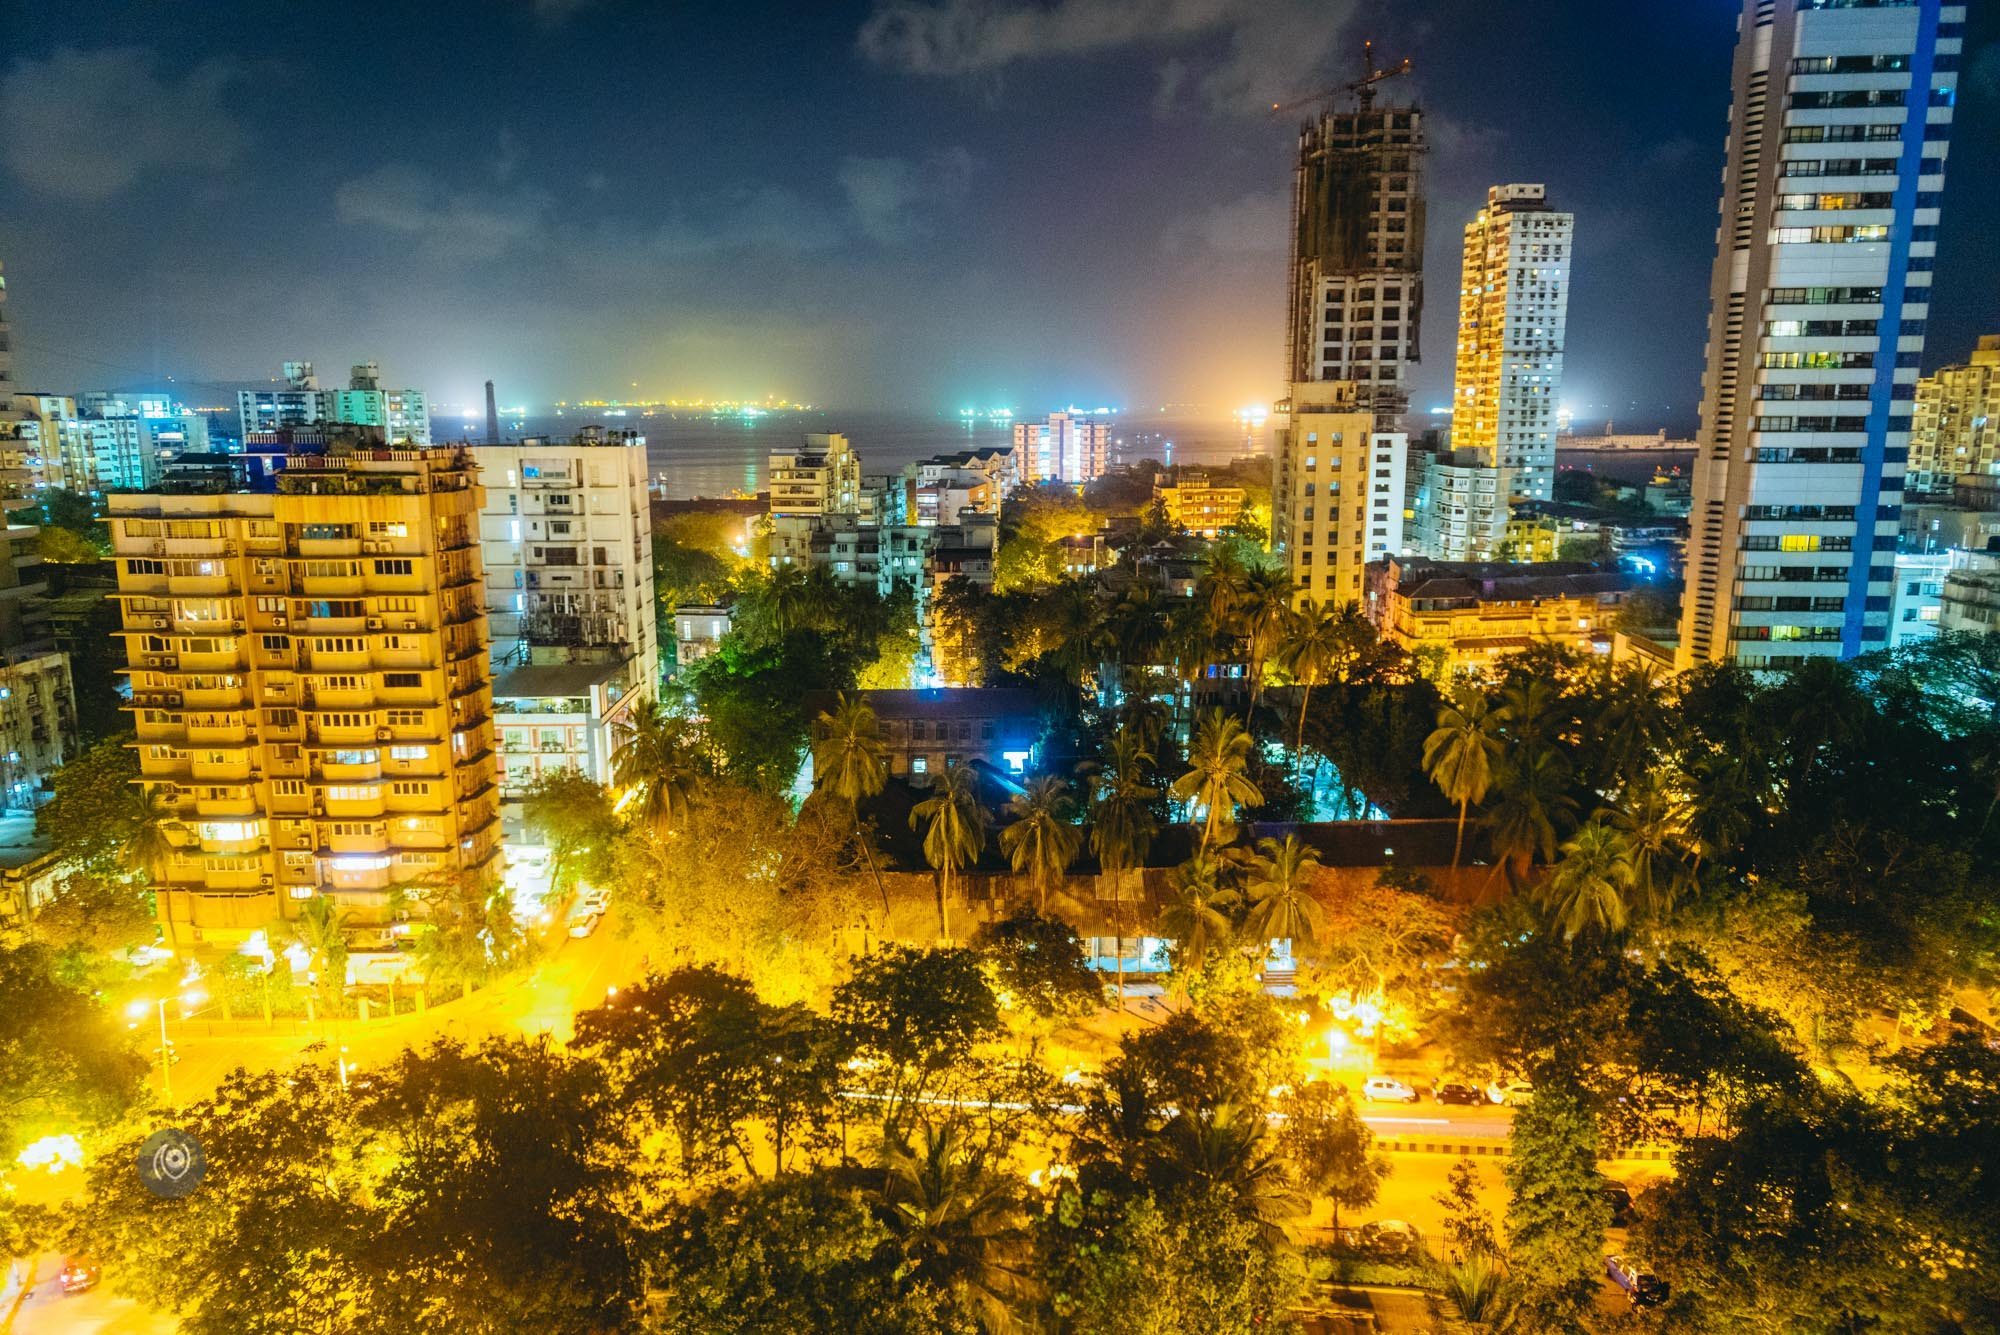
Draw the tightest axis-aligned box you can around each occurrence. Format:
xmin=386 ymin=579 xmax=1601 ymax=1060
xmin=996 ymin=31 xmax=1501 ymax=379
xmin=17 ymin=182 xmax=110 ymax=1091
xmin=3 ymin=1256 xmax=173 ymax=1335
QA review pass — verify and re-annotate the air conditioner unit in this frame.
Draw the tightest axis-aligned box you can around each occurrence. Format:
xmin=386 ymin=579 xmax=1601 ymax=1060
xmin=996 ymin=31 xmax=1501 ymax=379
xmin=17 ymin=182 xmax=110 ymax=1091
xmin=149 ymin=617 xmax=169 ymax=629
xmin=272 ymin=615 xmax=287 ymax=628
xmin=376 ymin=728 xmax=392 ymax=741
xmin=402 ymin=619 xmax=418 ymax=631
xmin=259 ymin=874 xmax=274 ymax=887
xmin=367 ymin=618 xmax=383 ymax=630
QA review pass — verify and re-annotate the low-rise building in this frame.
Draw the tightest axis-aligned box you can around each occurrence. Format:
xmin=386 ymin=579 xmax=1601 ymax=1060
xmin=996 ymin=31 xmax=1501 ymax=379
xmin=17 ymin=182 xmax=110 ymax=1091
xmin=1366 ymin=556 xmax=1632 ymax=678
xmin=672 ymin=603 xmax=733 ymax=673
xmin=820 ymin=687 xmax=1040 ymax=786
xmin=0 ymin=651 xmax=76 ymax=811
xmin=1413 ymin=450 xmax=1512 ymax=562
xmin=1888 ymin=550 xmax=1952 ymax=648
xmin=1939 ymin=549 xmax=2000 ymax=637
xmin=1154 ymin=472 xmax=1246 ymax=539
xmin=493 ymin=661 xmax=643 ymax=801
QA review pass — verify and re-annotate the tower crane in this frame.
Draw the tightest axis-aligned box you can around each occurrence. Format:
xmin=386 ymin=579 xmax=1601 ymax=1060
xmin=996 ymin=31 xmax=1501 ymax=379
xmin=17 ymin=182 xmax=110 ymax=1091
xmin=1269 ymin=40 xmax=1413 ymax=118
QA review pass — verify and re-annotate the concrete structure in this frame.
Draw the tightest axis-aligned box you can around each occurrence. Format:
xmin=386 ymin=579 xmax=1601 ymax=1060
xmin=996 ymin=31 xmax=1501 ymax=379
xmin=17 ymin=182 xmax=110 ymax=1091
xmin=899 ymin=446 xmax=1016 ymax=525
xmin=820 ymin=687 xmax=1040 ymax=786
xmin=1155 ymin=472 xmax=1247 ymax=539
xmin=1451 ymin=184 xmax=1573 ymax=504
xmin=0 ymin=524 xmax=51 ymax=653
xmin=3 ymin=394 xmax=69 ymax=497
xmin=1908 ymin=335 xmax=2000 ymax=493
xmin=0 ymin=652 xmax=76 ymax=811
xmin=470 ymin=432 xmax=656 ymax=798
xmin=1939 ymin=549 xmax=2000 ymax=636
xmin=1365 ymin=556 xmax=1632 ymax=678
xmin=769 ymin=432 xmax=861 ymax=519
xmin=0 ymin=263 xmax=19 ymax=451
xmin=672 ymin=603 xmax=733 ymax=673
xmin=1014 ymin=412 xmax=1110 ymax=485
xmin=1887 ymin=548 xmax=1950 ymax=645
xmin=1272 ymin=381 xmax=1408 ymax=608
xmin=109 ymin=446 xmax=499 ymax=942
xmin=1285 ymin=86 xmax=1425 ymax=420
xmin=1679 ymin=0 xmax=1963 ymax=669
xmin=1415 ymin=449 xmax=1513 ymax=562
xmin=238 ymin=360 xmax=429 ymax=445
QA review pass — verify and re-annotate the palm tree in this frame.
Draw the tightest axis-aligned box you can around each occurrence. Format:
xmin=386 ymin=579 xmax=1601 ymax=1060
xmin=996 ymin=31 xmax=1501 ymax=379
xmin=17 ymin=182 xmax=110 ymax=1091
xmin=1273 ymin=600 xmax=1345 ymax=783
xmin=1171 ymin=708 xmax=1263 ymax=854
xmin=1536 ymin=817 xmax=1637 ymax=939
xmin=1243 ymin=834 xmax=1326 ymax=951
xmin=1423 ymin=689 xmax=1504 ymax=869
xmin=286 ymin=894 xmax=350 ymax=1016
xmin=1611 ymin=770 xmax=1693 ymax=923
xmin=1152 ymin=1103 xmax=1307 ymax=1246
xmin=998 ymin=775 xmax=1081 ymax=915
xmin=1160 ymin=848 xmax=1239 ymax=980
xmin=1103 ymin=580 xmax=1168 ymax=707
xmin=1089 ymin=729 xmax=1158 ymax=1004
xmin=1239 ymin=565 xmax=1294 ymax=717
xmin=812 ymin=693 xmax=891 ymax=915
xmin=128 ymin=784 xmax=182 ymax=950
xmin=612 ymin=697 xmax=706 ymax=838
xmin=1486 ymin=748 xmax=1579 ymax=888
xmin=910 ymin=764 xmax=988 ymax=943
xmin=878 ymin=1126 xmax=1038 ymax=1330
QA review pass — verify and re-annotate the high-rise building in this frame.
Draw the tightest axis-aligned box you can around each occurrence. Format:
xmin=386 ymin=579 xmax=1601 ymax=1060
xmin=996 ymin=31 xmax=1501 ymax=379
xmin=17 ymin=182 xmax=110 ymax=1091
xmin=1908 ymin=335 xmax=2000 ymax=493
xmin=238 ymin=360 xmax=430 ymax=445
xmin=1271 ymin=380 xmax=1408 ymax=608
xmin=1414 ymin=449 xmax=1515 ymax=562
xmin=1014 ymin=412 xmax=1110 ymax=485
xmin=768 ymin=432 xmax=861 ymax=519
xmin=110 ymin=446 xmax=499 ymax=941
xmin=1450 ymin=184 xmax=1573 ymax=504
xmin=1284 ymin=85 xmax=1426 ymax=421
xmin=0 ymin=263 xmax=18 ymax=450
xmin=1679 ymin=0 xmax=1963 ymax=669
xmin=470 ymin=430 xmax=658 ymax=799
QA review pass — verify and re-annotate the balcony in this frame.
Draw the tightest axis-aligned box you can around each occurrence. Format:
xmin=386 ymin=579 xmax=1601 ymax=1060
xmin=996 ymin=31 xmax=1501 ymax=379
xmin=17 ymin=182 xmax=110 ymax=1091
xmin=189 ymin=751 xmax=257 ymax=783
xmin=315 ymin=755 xmax=383 ymax=783
xmin=321 ymin=789 xmax=387 ymax=819
xmin=196 ymin=790 xmax=261 ymax=818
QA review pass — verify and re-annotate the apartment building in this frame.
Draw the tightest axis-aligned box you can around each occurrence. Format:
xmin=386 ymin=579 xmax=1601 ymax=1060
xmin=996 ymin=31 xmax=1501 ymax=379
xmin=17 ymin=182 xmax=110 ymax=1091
xmin=1365 ymin=556 xmax=1631 ymax=678
xmin=111 ymin=446 xmax=498 ymax=942
xmin=1014 ymin=412 xmax=1110 ymax=486
xmin=1271 ymin=380 xmax=1409 ymax=608
xmin=1155 ymin=472 xmax=1247 ymax=540
xmin=768 ymin=432 xmax=861 ymax=518
xmin=1908 ymin=334 xmax=2000 ymax=493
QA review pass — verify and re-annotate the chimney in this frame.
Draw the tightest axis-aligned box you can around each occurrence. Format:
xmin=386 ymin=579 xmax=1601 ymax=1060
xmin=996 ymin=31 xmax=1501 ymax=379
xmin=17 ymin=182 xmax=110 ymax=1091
xmin=484 ymin=380 xmax=500 ymax=444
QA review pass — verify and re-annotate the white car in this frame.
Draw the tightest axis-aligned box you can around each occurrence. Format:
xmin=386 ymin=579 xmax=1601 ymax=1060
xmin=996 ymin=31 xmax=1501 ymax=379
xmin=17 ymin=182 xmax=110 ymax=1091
xmin=1362 ymin=1075 xmax=1420 ymax=1104
xmin=574 ymin=890 xmax=610 ymax=916
xmin=567 ymin=913 xmax=601 ymax=939
xmin=1487 ymin=1078 xmax=1534 ymax=1106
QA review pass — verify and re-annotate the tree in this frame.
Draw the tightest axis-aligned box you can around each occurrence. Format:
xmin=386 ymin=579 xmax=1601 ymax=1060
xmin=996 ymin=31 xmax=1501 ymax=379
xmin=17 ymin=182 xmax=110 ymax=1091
xmin=1151 ymin=1103 xmax=1307 ymax=1245
xmin=409 ymin=869 xmax=519 ymax=1000
xmin=975 ymin=910 xmax=1101 ymax=1022
xmin=997 ymin=775 xmax=1081 ymax=915
xmin=910 ymin=765 xmax=988 ymax=944
xmin=1088 ymin=728 xmax=1158 ymax=1003
xmin=1535 ymin=817 xmax=1636 ymax=940
xmin=517 ymin=768 xmax=620 ymax=897
xmin=35 ymin=735 xmax=145 ymax=876
xmin=0 ymin=944 xmax=147 ymax=1160
xmin=612 ymin=697 xmax=707 ymax=838
xmin=1485 ymin=748 xmax=1578 ymax=887
xmin=1159 ymin=849 xmax=1239 ymax=982
xmin=1170 ymin=708 xmax=1262 ymax=854
xmin=877 ymin=1125 xmax=1039 ymax=1330
xmin=1275 ymin=599 xmax=1369 ymax=782
xmin=1238 ymin=565 xmax=1293 ymax=716
xmin=1423 ymin=689 xmax=1503 ymax=869
xmin=813 ymin=692 xmax=892 ymax=914
xmin=1276 ymin=1080 xmax=1388 ymax=1229
xmin=1242 ymin=834 xmax=1326 ymax=952
xmin=285 ymin=895 xmax=350 ymax=1015
xmin=833 ymin=947 xmax=1003 ymax=1143
xmin=1609 ymin=769 xmax=1693 ymax=923
xmin=1502 ymin=1084 xmax=1610 ymax=1330
xmin=1434 ymin=1159 xmax=1498 ymax=1261
xmin=38 ymin=525 xmax=102 ymax=563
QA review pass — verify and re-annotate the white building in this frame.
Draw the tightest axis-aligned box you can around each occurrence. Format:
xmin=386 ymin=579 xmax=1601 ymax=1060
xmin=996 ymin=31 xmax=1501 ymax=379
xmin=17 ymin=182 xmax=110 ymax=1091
xmin=1415 ymin=448 xmax=1513 ymax=562
xmin=768 ymin=433 xmax=861 ymax=519
xmin=1680 ymin=1 xmax=1963 ymax=668
xmin=237 ymin=360 xmax=430 ymax=445
xmin=470 ymin=431 xmax=657 ymax=796
xmin=1451 ymin=184 xmax=1573 ymax=504
xmin=1014 ymin=412 xmax=1110 ymax=486
xmin=1887 ymin=549 xmax=1950 ymax=646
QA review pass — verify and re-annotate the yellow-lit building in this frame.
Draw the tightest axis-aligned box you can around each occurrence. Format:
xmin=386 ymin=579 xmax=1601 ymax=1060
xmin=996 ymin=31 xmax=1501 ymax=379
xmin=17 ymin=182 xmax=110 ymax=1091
xmin=110 ymin=446 xmax=499 ymax=943
xmin=1909 ymin=335 xmax=2000 ymax=494
xmin=1272 ymin=381 xmax=1408 ymax=609
xmin=1155 ymin=473 xmax=1247 ymax=539
xmin=1364 ymin=556 xmax=1630 ymax=678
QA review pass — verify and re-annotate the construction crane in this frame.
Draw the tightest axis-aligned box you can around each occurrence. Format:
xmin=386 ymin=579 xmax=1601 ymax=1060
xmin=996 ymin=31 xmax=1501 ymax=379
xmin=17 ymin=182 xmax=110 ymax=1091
xmin=1269 ymin=40 xmax=1413 ymax=118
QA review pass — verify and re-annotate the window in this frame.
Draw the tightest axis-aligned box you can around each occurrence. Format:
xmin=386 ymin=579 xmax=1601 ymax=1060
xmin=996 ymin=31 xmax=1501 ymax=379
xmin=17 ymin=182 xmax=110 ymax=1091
xmin=367 ymin=522 xmax=408 ymax=537
xmin=390 ymin=745 xmax=427 ymax=761
xmin=325 ymin=785 xmax=374 ymax=802
xmin=373 ymin=559 xmax=414 ymax=576
xmin=911 ymin=757 xmax=929 ymax=775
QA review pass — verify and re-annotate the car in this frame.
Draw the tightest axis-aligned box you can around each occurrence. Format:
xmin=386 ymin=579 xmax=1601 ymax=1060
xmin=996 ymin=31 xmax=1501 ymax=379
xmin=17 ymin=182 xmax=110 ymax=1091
xmin=1487 ymin=1078 xmax=1534 ymax=1106
xmin=567 ymin=913 xmax=601 ymax=939
xmin=1362 ymin=1075 xmax=1420 ymax=1104
xmin=1357 ymin=1219 xmax=1422 ymax=1260
xmin=1432 ymin=1077 xmax=1486 ymax=1106
xmin=1599 ymin=1179 xmax=1635 ymax=1227
xmin=59 ymin=1257 xmax=101 ymax=1295
xmin=574 ymin=892 xmax=609 ymax=918
xmin=1606 ymin=1254 xmax=1669 ymax=1306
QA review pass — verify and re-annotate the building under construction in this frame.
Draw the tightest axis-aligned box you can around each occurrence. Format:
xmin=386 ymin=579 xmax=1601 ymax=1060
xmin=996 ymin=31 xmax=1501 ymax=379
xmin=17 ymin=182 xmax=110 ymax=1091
xmin=1283 ymin=53 xmax=1427 ymax=424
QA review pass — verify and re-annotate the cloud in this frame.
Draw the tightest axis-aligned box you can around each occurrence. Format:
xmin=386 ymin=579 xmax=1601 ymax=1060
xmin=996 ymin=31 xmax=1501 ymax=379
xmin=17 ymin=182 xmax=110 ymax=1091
xmin=649 ymin=185 xmax=845 ymax=260
xmin=837 ymin=148 xmax=975 ymax=244
xmin=1160 ymin=189 xmax=1287 ymax=255
xmin=333 ymin=164 xmax=550 ymax=263
xmin=857 ymin=0 xmax=1360 ymax=114
xmin=0 ymin=47 xmax=245 ymax=201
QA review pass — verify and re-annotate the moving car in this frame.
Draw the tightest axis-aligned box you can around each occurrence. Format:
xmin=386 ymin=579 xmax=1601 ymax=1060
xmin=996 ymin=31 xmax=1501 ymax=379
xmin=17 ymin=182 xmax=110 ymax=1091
xmin=1606 ymin=1254 xmax=1669 ymax=1306
xmin=59 ymin=1257 xmax=101 ymax=1295
xmin=567 ymin=913 xmax=602 ymax=939
xmin=1361 ymin=1075 xmax=1420 ymax=1104
xmin=1432 ymin=1077 xmax=1486 ymax=1106
xmin=1486 ymin=1078 xmax=1534 ymax=1106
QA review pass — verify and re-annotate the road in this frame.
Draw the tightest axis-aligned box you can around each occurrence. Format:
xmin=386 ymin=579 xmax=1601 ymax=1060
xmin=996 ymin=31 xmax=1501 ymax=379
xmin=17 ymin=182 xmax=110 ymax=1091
xmin=3 ymin=1256 xmax=173 ymax=1335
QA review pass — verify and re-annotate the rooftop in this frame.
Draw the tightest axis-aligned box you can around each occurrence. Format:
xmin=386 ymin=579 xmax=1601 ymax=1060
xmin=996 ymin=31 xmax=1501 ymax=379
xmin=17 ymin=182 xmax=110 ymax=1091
xmin=493 ymin=659 xmax=627 ymax=702
xmin=1381 ymin=558 xmax=1631 ymax=602
xmin=850 ymin=687 xmax=1040 ymax=721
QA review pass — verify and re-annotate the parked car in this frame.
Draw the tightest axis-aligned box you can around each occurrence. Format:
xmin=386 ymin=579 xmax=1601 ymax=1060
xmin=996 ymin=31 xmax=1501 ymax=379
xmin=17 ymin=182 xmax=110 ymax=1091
xmin=59 ymin=1257 xmax=101 ymax=1295
xmin=1432 ymin=1077 xmax=1486 ymax=1106
xmin=567 ymin=913 xmax=602 ymax=939
xmin=1606 ymin=1254 xmax=1669 ymax=1306
xmin=1599 ymin=1179 xmax=1635 ymax=1227
xmin=1486 ymin=1078 xmax=1534 ymax=1106
xmin=1362 ymin=1075 xmax=1420 ymax=1104
xmin=1357 ymin=1219 xmax=1422 ymax=1261
xmin=574 ymin=889 xmax=610 ymax=917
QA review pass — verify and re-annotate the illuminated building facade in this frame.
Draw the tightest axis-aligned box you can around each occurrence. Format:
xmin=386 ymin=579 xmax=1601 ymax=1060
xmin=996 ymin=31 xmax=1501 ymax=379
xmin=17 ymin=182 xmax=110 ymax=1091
xmin=768 ymin=432 xmax=861 ymax=519
xmin=1014 ymin=412 xmax=1110 ymax=485
xmin=1155 ymin=473 xmax=1247 ymax=539
xmin=237 ymin=360 xmax=431 ymax=446
xmin=111 ymin=446 xmax=499 ymax=942
xmin=1365 ymin=556 xmax=1631 ymax=678
xmin=1907 ymin=335 xmax=2000 ymax=493
xmin=1680 ymin=0 xmax=1963 ymax=668
xmin=1271 ymin=380 xmax=1408 ymax=608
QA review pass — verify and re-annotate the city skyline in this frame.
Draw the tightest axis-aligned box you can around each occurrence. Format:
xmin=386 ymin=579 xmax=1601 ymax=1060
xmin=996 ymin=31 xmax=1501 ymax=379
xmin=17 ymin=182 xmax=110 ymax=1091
xmin=2 ymin=0 xmax=1993 ymax=426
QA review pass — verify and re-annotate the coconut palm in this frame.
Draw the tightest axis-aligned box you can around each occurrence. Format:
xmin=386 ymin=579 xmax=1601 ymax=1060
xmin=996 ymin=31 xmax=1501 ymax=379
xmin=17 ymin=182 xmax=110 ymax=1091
xmin=1536 ymin=817 xmax=1637 ymax=939
xmin=877 ymin=1125 xmax=1039 ymax=1330
xmin=128 ymin=784 xmax=182 ymax=950
xmin=1243 ymin=833 xmax=1326 ymax=951
xmin=286 ymin=894 xmax=350 ymax=1016
xmin=1273 ymin=599 xmax=1355 ymax=783
xmin=1423 ymin=689 xmax=1504 ymax=869
xmin=1610 ymin=770 xmax=1693 ymax=922
xmin=1171 ymin=708 xmax=1263 ymax=854
xmin=1486 ymin=748 xmax=1579 ymax=887
xmin=612 ymin=697 xmax=706 ymax=838
xmin=1089 ymin=729 xmax=1158 ymax=1003
xmin=1152 ymin=1102 xmax=1308 ymax=1246
xmin=998 ymin=775 xmax=1082 ymax=915
xmin=1239 ymin=565 xmax=1294 ymax=717
xmin=812 ymin=693 xmax=891 ymax=914
xmin=1160 ymin=847 xmax=1239 ymax=980
xmin=1103 ymin=580 xmax=1168 ymax=706
xmin=910 ymin=764 xmax=988 ymax=943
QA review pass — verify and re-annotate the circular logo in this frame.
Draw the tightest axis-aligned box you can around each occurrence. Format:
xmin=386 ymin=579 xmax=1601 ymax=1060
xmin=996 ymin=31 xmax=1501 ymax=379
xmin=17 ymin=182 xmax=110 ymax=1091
xmin=136 ymin=1127 xmax=206 ymax=1199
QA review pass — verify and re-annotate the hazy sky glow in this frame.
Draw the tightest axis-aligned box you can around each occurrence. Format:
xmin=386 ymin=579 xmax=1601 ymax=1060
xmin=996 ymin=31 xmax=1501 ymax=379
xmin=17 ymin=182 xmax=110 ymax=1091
xmin=2 ymin=0 xmax=1995 ymax=427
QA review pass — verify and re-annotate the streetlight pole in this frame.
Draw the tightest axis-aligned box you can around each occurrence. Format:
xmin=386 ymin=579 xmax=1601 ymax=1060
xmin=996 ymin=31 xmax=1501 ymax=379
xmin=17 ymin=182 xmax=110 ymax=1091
xmin=156 ymin=997 xmax=172 ymax=1107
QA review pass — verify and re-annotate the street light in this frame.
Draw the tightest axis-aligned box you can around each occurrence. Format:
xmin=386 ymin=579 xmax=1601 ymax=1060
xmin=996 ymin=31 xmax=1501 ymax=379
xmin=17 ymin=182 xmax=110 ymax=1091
xmin=126 ymin=989 xmax=206 ymax=1107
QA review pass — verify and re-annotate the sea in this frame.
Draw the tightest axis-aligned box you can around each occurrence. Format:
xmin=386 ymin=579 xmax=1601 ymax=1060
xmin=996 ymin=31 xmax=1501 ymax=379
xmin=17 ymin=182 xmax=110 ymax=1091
xmin=427 ymin=410 xmax=1269 ymax=500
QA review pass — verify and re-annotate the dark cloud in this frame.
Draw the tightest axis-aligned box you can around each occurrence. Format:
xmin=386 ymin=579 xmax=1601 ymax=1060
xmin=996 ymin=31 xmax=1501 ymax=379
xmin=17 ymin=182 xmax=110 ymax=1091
xmin=333 ymin=165 xmax=551 ymax=264
xmin=838 ymin=148 xmax=975 ymax=244
xmin=0 ymin=47 xmax=244 ymax=201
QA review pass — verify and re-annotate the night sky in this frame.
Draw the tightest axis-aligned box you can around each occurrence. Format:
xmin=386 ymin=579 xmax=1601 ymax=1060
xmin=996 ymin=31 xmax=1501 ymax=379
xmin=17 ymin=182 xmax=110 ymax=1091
xmin=2 ymin=0 xmax=1995 ymax=428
